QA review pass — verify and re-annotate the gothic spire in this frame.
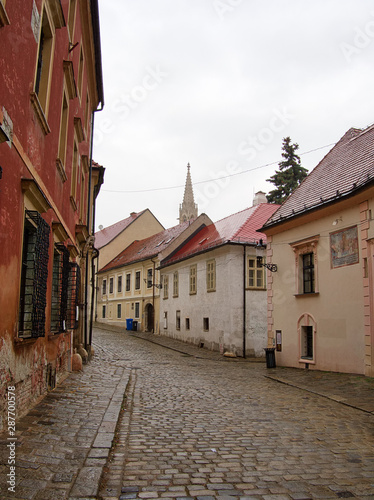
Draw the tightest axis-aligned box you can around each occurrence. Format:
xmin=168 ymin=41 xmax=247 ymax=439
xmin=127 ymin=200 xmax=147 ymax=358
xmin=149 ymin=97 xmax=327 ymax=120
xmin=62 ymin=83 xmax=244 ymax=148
xmin=179 ymin=163 xmax=198 ymax=223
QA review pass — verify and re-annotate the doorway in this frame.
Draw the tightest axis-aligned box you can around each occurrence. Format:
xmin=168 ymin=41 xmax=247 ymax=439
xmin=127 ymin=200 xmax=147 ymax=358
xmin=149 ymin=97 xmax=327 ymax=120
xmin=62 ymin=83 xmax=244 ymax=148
xmin=145 ymin=303 xmax=154 ymax=332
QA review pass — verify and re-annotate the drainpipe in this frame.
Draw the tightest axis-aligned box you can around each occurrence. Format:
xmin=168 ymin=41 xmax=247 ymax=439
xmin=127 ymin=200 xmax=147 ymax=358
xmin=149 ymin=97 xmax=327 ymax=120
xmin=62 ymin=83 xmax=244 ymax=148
xmin=84 ymin=104 xmax=103 ymax=351
xmin=243 ymin=245 xmax=246 ymax=358
xmin=151 ymin=258 xmax=156 ymax=333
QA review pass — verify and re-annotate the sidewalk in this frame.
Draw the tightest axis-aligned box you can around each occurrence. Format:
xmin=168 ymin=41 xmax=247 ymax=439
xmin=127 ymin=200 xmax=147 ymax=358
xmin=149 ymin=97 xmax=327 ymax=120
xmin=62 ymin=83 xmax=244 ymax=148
xmin=0 ymin=336 xmax=131 ymax=500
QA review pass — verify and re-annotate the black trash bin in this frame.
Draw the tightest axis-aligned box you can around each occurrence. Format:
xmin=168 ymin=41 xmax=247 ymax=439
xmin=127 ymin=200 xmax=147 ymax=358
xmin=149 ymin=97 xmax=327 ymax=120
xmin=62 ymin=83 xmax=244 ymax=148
xmin=264 ymin=347 xmax=276 ymax=368
xmin=132 ymin=320 xmax=138 ymax=332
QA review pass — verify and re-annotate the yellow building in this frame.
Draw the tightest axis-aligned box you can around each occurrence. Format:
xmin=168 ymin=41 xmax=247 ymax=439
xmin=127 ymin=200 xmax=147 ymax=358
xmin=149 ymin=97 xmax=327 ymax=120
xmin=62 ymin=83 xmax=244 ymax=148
xmin=261 ymin=125 xmax=374 ymax=376
xmin=97 ymin=216 xmax=211 ymax=332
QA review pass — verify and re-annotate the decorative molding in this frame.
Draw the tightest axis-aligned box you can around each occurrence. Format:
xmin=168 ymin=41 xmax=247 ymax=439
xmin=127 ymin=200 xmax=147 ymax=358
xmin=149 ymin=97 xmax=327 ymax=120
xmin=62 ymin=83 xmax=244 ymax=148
xmin=52 ymin=221 xmax=69 ymax=242
xmin=47 ymin=0 xmax=65 ymax=29
xmin=30 ymin=92 xmax=51 ymax=135
xmin=75 ymin=224 xmax=89 ymax=245
xmin=56 ymin=158 xmax=67 ymax=183
xmin=70 ymin=195 xmax=77 ymax=212
xmin=81 ymin=154 xmax=89 ymax=174
xmin=74 ymin=116 xmax=84 ymax=143
xmin=0 ymin=1 xmax=10 ymax=27
xmin=21 ymin=178 xmax=51 ymax=213
xmin=0 ymin=106 xmax=12 ymax=145
xmin=63 ymin=60 xmax=77 ymax=99
xmin=31 ymin=0 xmax=40 ymax=41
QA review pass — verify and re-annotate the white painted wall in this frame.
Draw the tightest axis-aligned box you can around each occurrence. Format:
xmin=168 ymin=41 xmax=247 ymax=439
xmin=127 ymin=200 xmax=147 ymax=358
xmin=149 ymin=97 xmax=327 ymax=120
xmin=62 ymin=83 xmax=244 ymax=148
xmin=160 ymin=244 xmax=268 ymax=357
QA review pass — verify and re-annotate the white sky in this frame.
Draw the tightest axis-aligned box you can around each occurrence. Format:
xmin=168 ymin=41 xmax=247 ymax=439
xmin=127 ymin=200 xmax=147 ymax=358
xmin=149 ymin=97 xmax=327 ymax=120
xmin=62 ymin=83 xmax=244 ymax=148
xmin=93 ymin=0 xmax=374 ymax=231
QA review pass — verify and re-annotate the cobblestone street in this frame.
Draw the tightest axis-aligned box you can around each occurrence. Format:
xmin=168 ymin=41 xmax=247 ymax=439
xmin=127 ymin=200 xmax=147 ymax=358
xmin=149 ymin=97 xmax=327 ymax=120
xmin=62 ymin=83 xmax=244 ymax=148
xmin=1 ymin=326 xmax=374 ymax=500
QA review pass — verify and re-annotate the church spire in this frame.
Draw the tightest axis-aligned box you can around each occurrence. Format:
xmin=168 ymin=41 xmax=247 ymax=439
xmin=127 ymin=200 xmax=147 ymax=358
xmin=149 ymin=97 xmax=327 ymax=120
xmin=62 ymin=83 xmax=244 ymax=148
xmin=179 ymin=163 xmax=198 ymax=223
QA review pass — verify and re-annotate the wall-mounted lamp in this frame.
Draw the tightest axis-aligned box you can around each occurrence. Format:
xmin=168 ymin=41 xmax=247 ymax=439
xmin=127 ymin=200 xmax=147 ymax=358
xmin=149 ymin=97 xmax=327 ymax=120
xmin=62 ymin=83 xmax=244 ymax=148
xmin=332 ymin=216 xmax=343 ymax=226
xmin=143 ymin=278 xmax=162 ymax=289
xmin=256 ymin=240 xmax=278 ymax=272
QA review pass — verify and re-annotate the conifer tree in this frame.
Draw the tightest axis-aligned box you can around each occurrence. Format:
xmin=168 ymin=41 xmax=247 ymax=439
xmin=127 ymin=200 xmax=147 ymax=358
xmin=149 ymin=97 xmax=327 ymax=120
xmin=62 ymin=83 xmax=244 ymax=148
xmin=266 ymin=137 xmax=308 ymax=204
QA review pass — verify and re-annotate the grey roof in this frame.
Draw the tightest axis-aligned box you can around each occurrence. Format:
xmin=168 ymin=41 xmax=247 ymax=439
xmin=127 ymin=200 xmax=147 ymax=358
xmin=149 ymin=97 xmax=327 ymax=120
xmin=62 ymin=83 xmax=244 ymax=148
xmin=263 ymin=125 xmax=374 ymax=228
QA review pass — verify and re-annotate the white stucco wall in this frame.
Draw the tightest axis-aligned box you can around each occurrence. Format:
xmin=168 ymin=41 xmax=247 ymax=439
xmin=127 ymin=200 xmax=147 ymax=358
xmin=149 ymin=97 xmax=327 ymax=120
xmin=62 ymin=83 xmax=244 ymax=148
xmin=160 ymin=245 xmax=268 ymax=357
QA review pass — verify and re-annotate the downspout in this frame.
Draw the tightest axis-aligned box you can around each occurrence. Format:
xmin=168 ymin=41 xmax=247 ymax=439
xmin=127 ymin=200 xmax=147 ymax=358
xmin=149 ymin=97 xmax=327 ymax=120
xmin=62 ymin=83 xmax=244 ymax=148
xmin=243 ymin=245 xmax=246 ymax=358
xmin=151 ymin=258 xmax=156 ymax=333
xmin=84 ymin=104 xmax=103 ymax=351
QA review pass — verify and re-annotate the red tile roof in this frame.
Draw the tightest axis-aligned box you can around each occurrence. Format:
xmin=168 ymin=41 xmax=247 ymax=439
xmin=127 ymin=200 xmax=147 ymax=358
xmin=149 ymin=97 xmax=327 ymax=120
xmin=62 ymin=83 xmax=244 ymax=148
xmin=263 ymin=125 xmax=374 ymax=228
xmin=99 ymin=220 xmax=196 ymax=272
xmin=95 ymin=210 xmax=148 ymax=249
xmin=161 ymin=203 xmax=279 ymax=267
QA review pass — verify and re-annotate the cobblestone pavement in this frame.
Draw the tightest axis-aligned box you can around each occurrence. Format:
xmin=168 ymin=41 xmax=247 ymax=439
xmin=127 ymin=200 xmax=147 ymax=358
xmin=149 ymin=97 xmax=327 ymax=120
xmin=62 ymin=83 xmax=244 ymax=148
xmin=1 ymin=326 xmax=374 ymax=500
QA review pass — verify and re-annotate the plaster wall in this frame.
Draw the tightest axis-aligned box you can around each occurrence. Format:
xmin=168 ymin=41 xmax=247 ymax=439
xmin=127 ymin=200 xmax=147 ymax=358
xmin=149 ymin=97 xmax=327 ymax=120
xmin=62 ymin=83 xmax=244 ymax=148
xmin=160 ymin=245 xmax=268 ymax=357
xmin=270 ymin=204 xmax=365 ymax=374
xmin=97 ymin=211 xmax=164 ymax=269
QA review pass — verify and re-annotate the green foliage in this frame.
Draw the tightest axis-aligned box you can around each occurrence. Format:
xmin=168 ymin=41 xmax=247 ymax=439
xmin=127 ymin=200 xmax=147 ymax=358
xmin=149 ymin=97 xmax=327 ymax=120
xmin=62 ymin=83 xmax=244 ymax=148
xmin=266 ymin=137 xmax=308 ymax=204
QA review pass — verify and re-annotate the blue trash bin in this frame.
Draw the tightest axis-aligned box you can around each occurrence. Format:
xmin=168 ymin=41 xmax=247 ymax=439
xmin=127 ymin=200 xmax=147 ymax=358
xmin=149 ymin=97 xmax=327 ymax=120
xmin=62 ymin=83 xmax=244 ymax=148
xmin=126 ymin=318 xmax=133 ymax=331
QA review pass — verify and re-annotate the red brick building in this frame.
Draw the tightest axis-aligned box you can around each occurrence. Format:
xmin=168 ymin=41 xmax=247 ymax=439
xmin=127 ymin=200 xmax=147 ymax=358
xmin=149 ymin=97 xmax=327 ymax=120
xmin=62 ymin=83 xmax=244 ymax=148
xmin=0 ymin=0 xmax=104 ymax=429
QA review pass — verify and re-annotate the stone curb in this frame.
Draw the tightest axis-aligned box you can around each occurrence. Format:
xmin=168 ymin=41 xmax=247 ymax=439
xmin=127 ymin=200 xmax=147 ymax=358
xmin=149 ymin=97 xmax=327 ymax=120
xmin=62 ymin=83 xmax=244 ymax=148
xmin=68 ymin=368 xmax=131 ymax=499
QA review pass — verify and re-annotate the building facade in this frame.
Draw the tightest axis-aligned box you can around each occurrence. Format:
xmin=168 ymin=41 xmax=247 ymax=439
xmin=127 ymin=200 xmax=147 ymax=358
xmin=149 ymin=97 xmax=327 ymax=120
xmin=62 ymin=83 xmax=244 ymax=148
xmin=160 ymin=201 xmax=279 ymax=357
xmin=261 ymin=126 xmax=374 ymax=376
xmin=0 ymin=0 xmax=104 ymax=429
xmin=95 ymin=209 xmax=164 ymax=270
xmin=96 ymin=215 xmax=212 ymax=333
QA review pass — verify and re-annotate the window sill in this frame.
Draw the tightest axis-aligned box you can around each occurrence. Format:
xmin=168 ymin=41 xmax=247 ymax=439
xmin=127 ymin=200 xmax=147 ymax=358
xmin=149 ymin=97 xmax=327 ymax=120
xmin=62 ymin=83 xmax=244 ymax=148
xmin=14 ymin=336 xmax=39 ymax=345
xmin=294 ymin=292 xmax=319 ymax=298
xmin=30 ymin=92 xmax=51 ymax=135
xmin=0 ymin=3 xmax=10 ymax=27
xmin=299 ymin=358 xmax=315 ymax=365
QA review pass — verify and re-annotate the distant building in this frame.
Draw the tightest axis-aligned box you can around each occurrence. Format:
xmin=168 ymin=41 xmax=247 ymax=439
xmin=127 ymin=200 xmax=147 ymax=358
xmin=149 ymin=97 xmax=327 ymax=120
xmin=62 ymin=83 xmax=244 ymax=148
xmin=96 ymin=216 xmax=212 ymax=332
xmin=0 ymin=0 xmax=104 ymax=429
xmin=160 ymin=199 xmax=279 ymax=357
xmin=261 ymin=125 xmax=374 ymax=376
xmin=95 ymin=209 xmax=164 ymax=270
xmin=179 ymin=163 xmax=198 ymax=222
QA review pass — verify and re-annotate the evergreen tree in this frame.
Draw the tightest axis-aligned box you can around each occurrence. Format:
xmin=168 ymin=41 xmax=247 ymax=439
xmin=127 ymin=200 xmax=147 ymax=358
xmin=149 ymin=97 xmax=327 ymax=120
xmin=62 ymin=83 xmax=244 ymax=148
xmin=266 ymin=137 xmax=308 ymax=204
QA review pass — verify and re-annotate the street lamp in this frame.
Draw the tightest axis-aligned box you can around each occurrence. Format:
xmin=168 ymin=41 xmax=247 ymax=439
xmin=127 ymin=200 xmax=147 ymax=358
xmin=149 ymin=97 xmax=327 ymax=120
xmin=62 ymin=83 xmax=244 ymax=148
xmin=256 ymin=240 xmax=278 ymax=273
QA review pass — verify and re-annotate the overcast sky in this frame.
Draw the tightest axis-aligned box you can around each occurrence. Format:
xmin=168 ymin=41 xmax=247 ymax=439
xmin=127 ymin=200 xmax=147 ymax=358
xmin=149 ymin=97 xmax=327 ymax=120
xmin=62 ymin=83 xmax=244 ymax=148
xmin=93 ymin=0 xmax=374 ymax=231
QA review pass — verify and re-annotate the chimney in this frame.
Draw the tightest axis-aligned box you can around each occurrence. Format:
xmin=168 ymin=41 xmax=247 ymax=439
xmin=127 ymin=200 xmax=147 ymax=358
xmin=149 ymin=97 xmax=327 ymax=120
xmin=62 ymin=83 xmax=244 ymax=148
xmin=253 ymin=191 xmax=267 ymax=206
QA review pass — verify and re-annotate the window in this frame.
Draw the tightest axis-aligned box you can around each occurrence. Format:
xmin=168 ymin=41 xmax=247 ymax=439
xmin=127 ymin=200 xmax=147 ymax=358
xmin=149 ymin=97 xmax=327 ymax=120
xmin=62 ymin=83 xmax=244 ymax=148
xmin=109 ymin=277 xmax=114 ymax=294
xmin=206 ymin=260 xmax=216 ymax=292
xmin=70 ymin=140 xmax=79 ymax=207
xmin=301 ymin=326 xmax=313 ymax=359
xmin=32 ymin=7 xmax=55 ymax=125
xmin=67 ymin=263 xmax=80 ymax=330
xmin=126 ymin=273 xmax=131 ymax=292
xmin=163 ymin=311 xmax=168 ymax=329
xmin=57 ymin=90 xmax=69 ymax=170
xmin=186 ymin=318 xmax=190 ymax=330
xmin=102 ymin=279 xmax=107 ymax=296
xmin=176 ymin=310 xmax=181 ymax=330
xmin=298 ymin=313 xmax=316 ymax=363
xmin=135 ymin=271 xmax=141 ymax=290
xmin=118 ymin=275 xmax=122 ymax=293
xmin=302 ymin=253 xmax=315 ymax=294
xmin=290 ymin=235 xmax=319 ymax=295
xmin=77 ymin=46 xmax=84 ymax=98
xmin=135 ymin=302 xmax=140 ymax=318
xmin=117 ymin=304 xmax=122 ymax=319
xmin=190 ymin=265 xmax=197 ymax=295
xmin=173 ymin=271 xmax=178 ymax=297
xmin=102 ymin=305 xmax=106 ymax=319
xmin=18 ymin=211 xmax=50 ymax=339
xmin=248 ymin=257 xmax=266 ymax=289
xmin=68 ymin=0 xmax=77 ymax=40
xmin=163 ymin=275 xmax=169 ymax=299
xmin=50 ymin=243 xmax=70 ymax=333
xmin=147 ymin=268 xmax=153 ymax=288
xmin=203 ymin=317 xmax=209 ymax=331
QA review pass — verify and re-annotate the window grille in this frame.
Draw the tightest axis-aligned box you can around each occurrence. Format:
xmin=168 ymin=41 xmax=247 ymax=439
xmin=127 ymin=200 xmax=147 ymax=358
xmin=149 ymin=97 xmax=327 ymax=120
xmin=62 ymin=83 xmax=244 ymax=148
xmin=67 ymin=263 xmax=80 ymax=329
xmin=19 ymin=210 xmax=50 ymax=338
xmin=51 ymin=243 xmax=70 ymax=332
